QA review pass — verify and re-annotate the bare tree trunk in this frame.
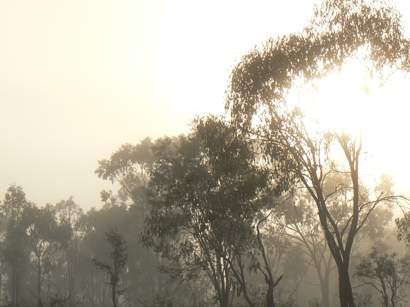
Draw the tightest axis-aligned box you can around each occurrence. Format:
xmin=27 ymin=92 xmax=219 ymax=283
xmin=337 ymin=263 xmax=354 ymax=307
xmin=37 ymin=257 xmax=42 ymax=305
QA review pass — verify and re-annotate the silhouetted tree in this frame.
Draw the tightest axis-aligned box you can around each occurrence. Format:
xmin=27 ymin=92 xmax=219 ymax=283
xmin=93 ymin=228 xmax=128 ymax=307
xmin=1 ymin=185 xmax=30 ymax=307
xmin=356 ymin=248 xmax=410 ymax=307
xmin=20 ymin=203 xmax=71 ymax=305
xmin=225 ymin=0 xmax=410 ymax=305
xmin=55 ymin=197 xmax=84 ymax=307
xmin=274 ymin=173 xmax=394 ymax=307
xmin=143 ymin=116 xmax=280 ymax=307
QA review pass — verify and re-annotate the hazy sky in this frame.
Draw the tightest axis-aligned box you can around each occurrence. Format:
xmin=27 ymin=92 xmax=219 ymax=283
xmin=1 ymin=0 xmax=410 ymax=210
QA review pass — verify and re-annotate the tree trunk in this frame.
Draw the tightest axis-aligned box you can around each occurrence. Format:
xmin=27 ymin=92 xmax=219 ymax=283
xmin=37 ymin=256 xmax=42 ymax=305
xmin=68 ymin=249 xmax=76 ymax=307
xmin=321 ymin=278 xmax=330 ymax=307
xmin=266 ymin=283 xmax=275 ymax=307
xmin=322 ymin=264 xmax=330 ymax=307
xmin=337 ymin=263 xmax=354 ymax=307
xmin=112 ymin=281 xmax=117 ymax=307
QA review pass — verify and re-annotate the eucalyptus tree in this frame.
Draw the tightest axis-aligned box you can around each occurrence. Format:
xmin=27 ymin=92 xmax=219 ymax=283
xmin=356 ymin=248 xmax=410 ymax=307
xmin=20 ymin=203 xmax=71 ymax=305
xmin=225 ymin=0 xmax=410 ymax=305
xmin=95 ymin=139 xmax=166 ymax=305
xmin=143 ymin=116 xmax=280 ymax=307
xmin=1 ymin=185 xmax=30 ymax=307
xmin=275 ymin=173 xmax=394 ymax=306
xmin=55 ymin=197 xmax=84 ymax=307
xmin=95 ymin=137 xmax=153 ymax=209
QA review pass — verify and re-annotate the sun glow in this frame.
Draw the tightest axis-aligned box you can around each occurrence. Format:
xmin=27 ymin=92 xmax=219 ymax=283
xmin=299 ymin=59 xmax=376 ymax=137
xmin=293 ymin=57 xmax=410 ymax=194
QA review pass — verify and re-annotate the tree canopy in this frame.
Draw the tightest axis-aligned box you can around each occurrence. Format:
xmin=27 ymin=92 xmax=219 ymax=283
xmin=225 ymin=0 xmax=410 ymax=306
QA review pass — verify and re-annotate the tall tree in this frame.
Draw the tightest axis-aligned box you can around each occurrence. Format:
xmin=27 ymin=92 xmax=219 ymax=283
xmin=225 ymin=0 xmax=410 ymax=305
xmin=55 ymin=197 xmax=84 ymax=307
xmin=1 ymin=185 xmax=29 ymax=307
xmin=143 ymin=116 xmax=278 ymax=307
xmin=20 ymin=203 xmax=71 ymax=305
xmin=275 ymin=173 xmax=394 ymax=306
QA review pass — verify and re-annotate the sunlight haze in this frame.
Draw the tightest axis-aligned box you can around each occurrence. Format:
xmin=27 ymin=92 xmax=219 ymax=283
xmin=1 ymin=0 xmax=410 ymax=209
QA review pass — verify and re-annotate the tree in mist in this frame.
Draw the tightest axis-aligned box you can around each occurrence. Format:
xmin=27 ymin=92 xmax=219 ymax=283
xmin=55 ymin=197 xmax=84 ymax=307
xmin=225 ymin=0 xmax=410 ymax=305
xmin=95 ymin=140 xmax=170 ymax=305
xmin=20 ymin=203 xmax=71 ymax=305
xmin=93 ymin=228 xmax=128 ymax=307
xmin=95 ymin=137 xmax=153 ymax=208
xmin=1 ymin=184 xmax=30 ymax=307
xmin=356 ymin=248 xmax=410 ymax=307
xmin=396 ymin=212 xmax=410 ymax=247
xmin=143 ymin=116 xmax=282 ymax=307
xmin=276 ymin=195 xmax=334 ymax=307
xmin=274 ymin=173 xmax=394 ymax=306
xmin=281 ymin=243 xmax=308 ymax=303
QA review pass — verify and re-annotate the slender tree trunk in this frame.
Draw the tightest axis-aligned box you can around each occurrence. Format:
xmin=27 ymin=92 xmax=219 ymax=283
xmin=112 ymin=282 xmax=117 ymax=307
xmin=321 ymin=275 xmax=330 ymax=307
xmin=37 ymin=256 xmax=42 ymax=305
xmin=68 ymin=249 xmax=76 ymax=307
xmin=11 ymin=223 xmax=17 ymax=307
xmin=91 ymin=268 xmax=95 ymax=306
xmin=0 ymin=261 xmax=2 ymax=307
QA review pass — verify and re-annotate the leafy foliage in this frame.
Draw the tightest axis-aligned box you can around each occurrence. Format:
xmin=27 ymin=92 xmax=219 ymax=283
xmin=356 ymin=248 xmax=410 ymax=307
xmin=143 ymin=116 xmax=276 ymax=306
xmin=225 ymin=1 xmax=410 ymax=306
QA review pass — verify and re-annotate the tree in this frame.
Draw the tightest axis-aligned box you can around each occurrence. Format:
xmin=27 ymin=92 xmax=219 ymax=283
xmin=275 ymin=195 xmax=335 ymax=307
xmin=96 ymin=138 xmax=171 ymax=306
xmin=20 ymin=203 xmax=71 ymax=305
xmin=356 ymin=248 xmax=410 ymax=307
xmin=143 ymin=116 xmax=278 ymax=307
xmin=55 ymin=197 xmax=84 ymax=307
xmin=1 ymin=184 xmax=30 ymax=307
xmin=93 ymin=228 xmax=128 ymax=307
xmin=396 ymin=213 xmax=410 ymax=247
xmin=275 ymin=173 xmax=394 ymax=306
xmin=225 ymin=0 xmax=410 ymax=305
xmin=95 ymin=137 xmax=153 ymax=207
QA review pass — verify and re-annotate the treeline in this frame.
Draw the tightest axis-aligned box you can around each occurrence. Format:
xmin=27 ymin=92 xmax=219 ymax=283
xmin=0 ymin=183 xmax=168 ymax=306
xmin=1 ymin=116 xmax=410 ymax=306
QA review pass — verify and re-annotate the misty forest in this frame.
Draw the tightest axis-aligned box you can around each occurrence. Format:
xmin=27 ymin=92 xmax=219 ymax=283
xmin=4 ymin=0 xmax=410 ymax=306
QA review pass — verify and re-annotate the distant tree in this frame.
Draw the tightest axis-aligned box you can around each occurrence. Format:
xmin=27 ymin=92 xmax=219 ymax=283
xmin=93 ymin=228 xmax=128 ymax=307
xmin=95 ymin=137 xmax=163 ymax=305
xmin=55 ymin=197 xmax=84 ymax=307
xmin=276 ymin=193 xmax=334 ymax=307
xmin=80 ymin=204 xmax=129 ymax=306
xmin=143 ymin=116 xmax=280 ymax=307
xmin=356 ymin=248 xmax=410 ymax=307
xmin=20 ymin=203 xmax=71 ymax=305
xmin=225 ymin=0 xmax=410 ymax=305
xmin=282 ymin=243 xmax=308 ymax=303
xmin=1 ymin=184 xmax=30 ymax=307
xmin=396 ymin=213 xmax=410 ymax=247
xmin=95 ymin=137 xmax=153 ymax=208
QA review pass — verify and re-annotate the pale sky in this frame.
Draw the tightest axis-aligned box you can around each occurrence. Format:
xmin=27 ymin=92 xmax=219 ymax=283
xmin=1 ymin=0 xmax=410 ymax=210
